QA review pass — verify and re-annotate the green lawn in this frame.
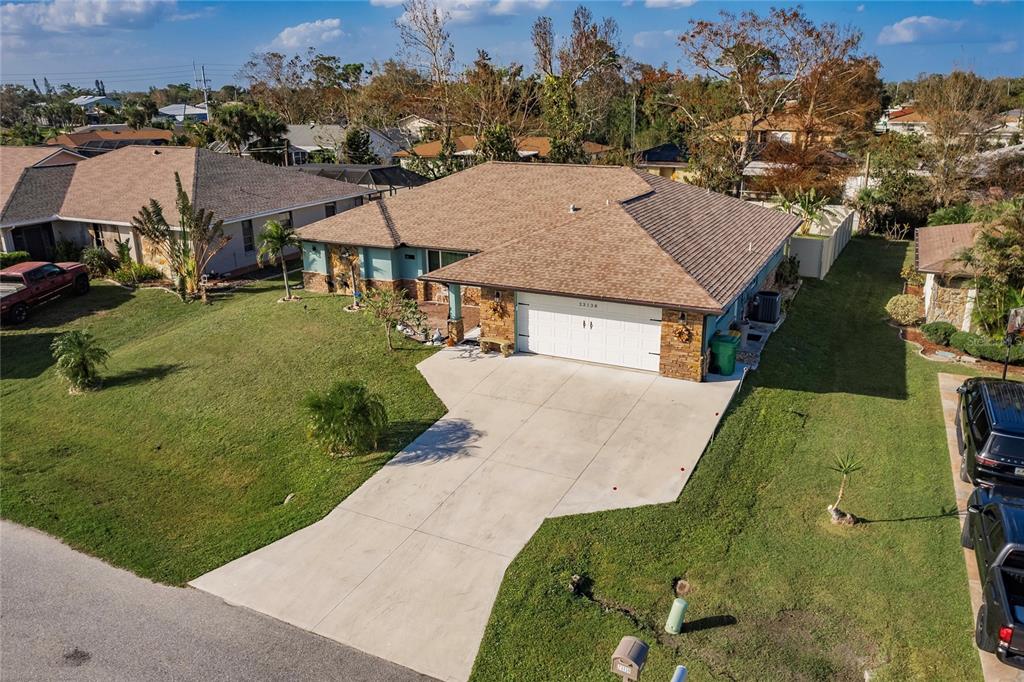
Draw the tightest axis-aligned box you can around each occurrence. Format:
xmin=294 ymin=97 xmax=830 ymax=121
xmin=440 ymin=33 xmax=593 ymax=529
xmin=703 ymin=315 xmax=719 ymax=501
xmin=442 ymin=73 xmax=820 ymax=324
xmin=1 ymin=278 xmax=444 ymax=585
xmin=472 ymin=238 xmax=982 ymax=682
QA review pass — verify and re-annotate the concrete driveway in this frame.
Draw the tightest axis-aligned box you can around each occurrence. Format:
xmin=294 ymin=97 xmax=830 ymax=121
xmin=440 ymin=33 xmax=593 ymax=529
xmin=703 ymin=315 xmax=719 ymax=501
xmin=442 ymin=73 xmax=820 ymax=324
xmin=192 ymin=348 xmax=742 ymax=682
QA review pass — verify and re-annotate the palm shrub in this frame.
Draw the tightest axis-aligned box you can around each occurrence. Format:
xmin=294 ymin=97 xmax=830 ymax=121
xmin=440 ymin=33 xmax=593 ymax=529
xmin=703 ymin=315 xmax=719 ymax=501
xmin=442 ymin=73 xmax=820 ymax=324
xmin=921 ymin=321 xmax=957 ymax=346
xmin=303 ymin=380 xmax=388 ymax=456
xmin=885 ymin=294 xmax=923 ymax=325
xmin=827 ymin=454 xmax=863 ymax=525
xmin=80 ymin=247 xmax=116 ymax=276
xmin=256 ymin=220 xmax=300 ymax=300
xmin=50 ymin=330 xmax=109 ymax=393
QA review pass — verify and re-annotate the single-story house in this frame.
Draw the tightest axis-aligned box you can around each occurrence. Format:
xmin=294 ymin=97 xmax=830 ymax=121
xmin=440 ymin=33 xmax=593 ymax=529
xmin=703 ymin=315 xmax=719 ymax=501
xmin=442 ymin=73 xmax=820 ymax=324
xmin=69 ymin=95 xmax=120 ymax=112
xmin=916 ymin=222 xmax=981 ymax=332
xmin=1 ymin=145 xmax=375 ymax=276
xmin=297 ymin=162 xmax=801 ymax=381
xmin=396 ymin=114 xmax=438 ymax=143
xmin=283 ymin=125 xmax=404 ymax=165
xmin=710 ymin=104 xmax=839 ymax=148
xmin=634 ymin=143 xmax=690 ymax=182
xmin=157 ymin=103 xmax=209 ymax=123
xmin=48 ymin=127 xmax=174 ymax=157
xmin=290 ymin=164 xmax=430 ymax=195
xmin=394 ymin=135 xmax=612 ymax=170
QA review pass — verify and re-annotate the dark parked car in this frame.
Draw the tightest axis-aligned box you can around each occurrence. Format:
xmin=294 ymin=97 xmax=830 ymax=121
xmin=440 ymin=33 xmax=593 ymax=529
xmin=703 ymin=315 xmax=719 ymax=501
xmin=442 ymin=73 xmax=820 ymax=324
xmin=963 ymin=485 xmax=1024 ymax=668
xmin=957 ymin=378 xmax=1024 ymax=486
xmin=0 ymin=261 xmax=90 ymax=324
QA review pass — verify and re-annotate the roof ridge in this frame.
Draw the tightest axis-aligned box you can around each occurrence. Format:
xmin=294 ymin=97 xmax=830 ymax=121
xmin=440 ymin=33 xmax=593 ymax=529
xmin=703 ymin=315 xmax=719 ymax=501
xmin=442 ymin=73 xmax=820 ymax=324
xmin=377 ymin=200 xmax=401 ymax=246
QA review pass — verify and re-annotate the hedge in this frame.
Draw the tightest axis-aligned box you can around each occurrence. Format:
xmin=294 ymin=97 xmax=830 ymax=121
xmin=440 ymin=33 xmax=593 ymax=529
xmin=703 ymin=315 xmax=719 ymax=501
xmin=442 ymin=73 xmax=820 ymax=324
xmin=921 ymin=321 xmax=958 ymax=346
xmin=0 ymin=251 xmax=31 ymax=268
xmin=949 ymin=331 xmax=1024 ymax=365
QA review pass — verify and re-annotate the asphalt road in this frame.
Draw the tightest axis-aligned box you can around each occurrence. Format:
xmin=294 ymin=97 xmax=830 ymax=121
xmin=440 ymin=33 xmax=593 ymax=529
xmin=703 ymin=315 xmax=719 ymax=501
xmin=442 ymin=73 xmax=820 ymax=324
xmin=0 ymin=521 xmax=434 ymax=682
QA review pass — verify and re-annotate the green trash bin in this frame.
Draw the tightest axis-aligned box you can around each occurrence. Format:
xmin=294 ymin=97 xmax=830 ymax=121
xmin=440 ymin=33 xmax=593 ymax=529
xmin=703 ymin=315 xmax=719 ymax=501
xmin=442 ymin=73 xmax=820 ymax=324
xmin=710 ymin=334 xmax=740 ymax=376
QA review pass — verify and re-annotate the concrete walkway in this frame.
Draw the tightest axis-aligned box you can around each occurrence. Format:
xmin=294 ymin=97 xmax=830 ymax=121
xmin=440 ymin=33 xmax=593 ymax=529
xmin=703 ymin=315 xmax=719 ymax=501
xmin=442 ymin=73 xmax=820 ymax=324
xmin=0 ymin=521 xmax=431 ymax=682
xmin=938 ymin=373 xmax=1024 ymax=682
xmin=193 ymin=349 xmax=742 ymax=682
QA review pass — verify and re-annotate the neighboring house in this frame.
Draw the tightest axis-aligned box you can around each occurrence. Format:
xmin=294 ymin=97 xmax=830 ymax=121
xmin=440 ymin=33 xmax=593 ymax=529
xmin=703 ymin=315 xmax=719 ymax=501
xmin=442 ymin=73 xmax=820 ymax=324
xmin=0 ymin=145 xmax=375 ymax=276
xmin=916 ymin=222 xmax=981 ymax=332
xmin=633 ymin=143 xmax=690 ymax=182
xmin=879 ymin=106 xmax=929 ymax=136
xmin=396 ymin=115 xmax=437 ymax=143
xmin=49 ymin=127 xmax=174 ymax=157
xmin=157 ymin=103 xmax=208 ymax=122
xmin=394 ymin=135 xmax=612 ymax=169
xmin=297 ymin=162 xmax=800 ymax=382
xmin=710 ymin=105 xmax=839 ymax=147
xmin=69 ymin=95 xmax=120 ymax=112
xmin=291 ymin=164 xmax=430 ymax=195
xmin=283 ymin=124 xmax=403 ymax=165
xmin=986 ymin=109 xmax=1022 ymax=146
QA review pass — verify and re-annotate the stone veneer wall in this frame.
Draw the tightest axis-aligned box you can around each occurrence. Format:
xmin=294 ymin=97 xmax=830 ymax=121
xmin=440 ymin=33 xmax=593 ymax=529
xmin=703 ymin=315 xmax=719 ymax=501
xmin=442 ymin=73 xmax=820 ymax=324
xmin=479 ymin=287 xmax=515 ymax=347
xmin=659 ymin=309 xmax=706 ymax=382
xmin=927 ymin=280 xmax=973 ymax=330
xmin=302 ymin=271 xmax=330 ymax=293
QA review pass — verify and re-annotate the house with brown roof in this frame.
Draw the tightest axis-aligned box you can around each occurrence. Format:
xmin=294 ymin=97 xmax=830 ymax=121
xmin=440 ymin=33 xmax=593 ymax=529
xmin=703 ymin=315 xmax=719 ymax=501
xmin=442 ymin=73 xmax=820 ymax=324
xmin=394 ymin=135 xmax=612 ymax=169
xmin=915 ymin=222 xmax=981 ymax=332
xmin=49 ymin=127 xmax=175 ymax=157
xmin=0 ymin=145 xmax=375 ymax=276
xmin=296 ymin=162 xmax=801 ymax=381
xmin=710 ymin=106 xmax=839 ymax=148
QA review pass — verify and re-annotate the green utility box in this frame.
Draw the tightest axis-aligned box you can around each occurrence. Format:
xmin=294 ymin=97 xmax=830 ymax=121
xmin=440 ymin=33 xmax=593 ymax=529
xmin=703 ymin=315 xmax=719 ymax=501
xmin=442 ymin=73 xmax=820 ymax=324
xmin=710 ymin=334 xmax=740 ymax=376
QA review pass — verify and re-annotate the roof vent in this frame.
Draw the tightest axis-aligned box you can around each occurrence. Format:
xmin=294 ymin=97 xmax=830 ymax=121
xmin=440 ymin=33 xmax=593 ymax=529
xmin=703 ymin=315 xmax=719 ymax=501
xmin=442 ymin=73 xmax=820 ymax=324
xmin=569 ymin=203 xmax=579 ymax=213
xmin=152 ymin=149 xmax=161 ymax=155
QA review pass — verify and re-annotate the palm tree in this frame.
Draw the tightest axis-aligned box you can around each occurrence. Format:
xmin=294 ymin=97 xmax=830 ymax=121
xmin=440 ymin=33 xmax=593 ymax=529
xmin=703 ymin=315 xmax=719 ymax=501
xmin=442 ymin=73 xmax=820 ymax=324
xmin=827 ymin=453 xmax=863 ymax=525
xmin=50 ymin=330 xmax=110 ymax=393
xmin=257 ymin=220 xmax=301 ymax=300
xmin=211 ymin=103 xmax=253 ymax=155
xmin=249 ymin=107 xmax=289 ymax=164
xmin=773 ymin=187 xmax=841 ymax=235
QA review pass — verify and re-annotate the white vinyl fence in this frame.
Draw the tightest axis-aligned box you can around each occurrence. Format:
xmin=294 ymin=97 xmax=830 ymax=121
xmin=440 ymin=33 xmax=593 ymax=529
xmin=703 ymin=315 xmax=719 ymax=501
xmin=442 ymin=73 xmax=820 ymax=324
xmin=786 ymin=207 xmax=856 ymax=280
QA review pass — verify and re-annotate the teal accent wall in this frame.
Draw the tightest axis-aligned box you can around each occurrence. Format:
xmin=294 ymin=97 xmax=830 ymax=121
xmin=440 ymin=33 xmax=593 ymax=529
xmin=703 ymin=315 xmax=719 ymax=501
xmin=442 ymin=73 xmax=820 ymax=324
xmin=705 ymin=245 xmax=786 ymax=349
xmin=362 ymin=247 xmax=395 ymax=280
xmin=302 ymin=241 xmax=328 ymax=274
xmin=396 ymin=247 xmax=425 ymax=280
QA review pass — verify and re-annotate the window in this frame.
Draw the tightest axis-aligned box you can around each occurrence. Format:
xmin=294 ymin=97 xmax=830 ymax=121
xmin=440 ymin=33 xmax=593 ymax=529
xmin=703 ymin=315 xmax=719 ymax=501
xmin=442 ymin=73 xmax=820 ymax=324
xmin=242 ymin=220 xmax=255 ymax=253
xmin=426 ymin=250 xmax=468 ymax=272
xmin=261 ymin=212 xmax=292 ymax=231
xmin=91 ymin=224 xmax=104 ymax=248
xmin=325 ymin=202 xmax=337 ymax=218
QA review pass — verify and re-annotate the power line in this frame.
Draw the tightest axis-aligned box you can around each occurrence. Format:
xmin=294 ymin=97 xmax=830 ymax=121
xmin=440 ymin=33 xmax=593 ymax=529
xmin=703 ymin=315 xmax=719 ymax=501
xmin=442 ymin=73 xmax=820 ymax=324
xmin=0 ymin=63 xmax=244 ymax=77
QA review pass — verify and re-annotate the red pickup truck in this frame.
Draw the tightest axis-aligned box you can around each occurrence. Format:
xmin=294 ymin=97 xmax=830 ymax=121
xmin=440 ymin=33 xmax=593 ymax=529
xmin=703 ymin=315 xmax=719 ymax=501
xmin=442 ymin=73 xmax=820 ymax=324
xmin=0 ymin=261 xmax=90 ymax=324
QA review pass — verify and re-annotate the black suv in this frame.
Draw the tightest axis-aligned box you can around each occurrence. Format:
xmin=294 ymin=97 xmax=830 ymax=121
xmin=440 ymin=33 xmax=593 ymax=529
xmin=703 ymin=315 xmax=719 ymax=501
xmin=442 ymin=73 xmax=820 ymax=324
xmin=963 ymin=485 xmax=1024 ymax=668
xmin=957 ymin=378 xmax=1024 ymax=486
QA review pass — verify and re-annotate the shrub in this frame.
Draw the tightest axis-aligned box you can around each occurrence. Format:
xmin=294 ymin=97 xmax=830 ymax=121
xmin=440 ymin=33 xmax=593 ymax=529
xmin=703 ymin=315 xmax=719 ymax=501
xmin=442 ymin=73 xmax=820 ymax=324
xmin=950 ymin=331 xmax=983 ymax=354
xmin=0 ymin=251 xmax=31 ymax=268
xmin=54 ymin=239 xmax=83 ymax=262
xmin=776 ymin=255 xmax=800 ymax=286
xmin=303 ymin=380 xmax=388 ymax=456
xmin=921 ymin=321 xmax=958 ymax=346
xmin=112 ymin=262 xmax=163 ymax=285
xmin=80 ymin=247 xmax=116 ymax=276
xmin=113 ymin=238 xmax=133 ymax=267
xmin=900 ymin=262 xmax=925 ymax=287
xmin=885 ymin=294 xmax=922 ymax=325
xmin=949 ymin=331 xmax=1024 ymax=365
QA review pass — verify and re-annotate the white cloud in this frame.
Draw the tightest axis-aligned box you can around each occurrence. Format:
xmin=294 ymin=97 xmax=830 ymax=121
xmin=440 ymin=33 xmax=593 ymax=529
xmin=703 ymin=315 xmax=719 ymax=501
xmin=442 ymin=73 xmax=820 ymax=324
xmin=644 ymin=0 xmax=697 ymax=7
xmin=856 ymin=4 xmax=865 ymax=12
xmin=633 ymin=29 xmax=677 ymax=49
xmin=371 ymin=0 xmax=550 ymax=23
xmin=877 ymin=16 xmax=966 ymax=45
xmin=989 ymin=39 xmax=1018 ymax=53
xmin=271 ymin=18 xmax=343 ymax=49
xmin=1 ymin=0 xmax=177 ymax=36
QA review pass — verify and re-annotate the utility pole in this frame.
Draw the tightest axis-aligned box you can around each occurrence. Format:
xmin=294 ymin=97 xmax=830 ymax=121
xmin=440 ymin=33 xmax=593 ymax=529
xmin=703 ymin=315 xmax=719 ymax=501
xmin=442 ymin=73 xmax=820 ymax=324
xmin=630 ymin=90 xmax=637 ymax=156
xmin=200 ymin=65 xmax=210 ymax=110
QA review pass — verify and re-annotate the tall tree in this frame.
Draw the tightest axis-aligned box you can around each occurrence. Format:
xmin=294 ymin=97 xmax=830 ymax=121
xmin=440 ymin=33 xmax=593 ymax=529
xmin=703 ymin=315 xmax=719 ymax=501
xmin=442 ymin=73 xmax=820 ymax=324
xmin=249 ymin=106 xmax=289 ymax=164
xmin=212 ymin=103 xmax=255 ymax=155
xmin=256 ymin=219 xmax=301 ymax=300
xmin=343 ymin=127 xmax=380 ymax=164
xmin=916 ymin=71 xmax=999 ymax=206
xmin=476 ymin=123 xmax=520 ymax=162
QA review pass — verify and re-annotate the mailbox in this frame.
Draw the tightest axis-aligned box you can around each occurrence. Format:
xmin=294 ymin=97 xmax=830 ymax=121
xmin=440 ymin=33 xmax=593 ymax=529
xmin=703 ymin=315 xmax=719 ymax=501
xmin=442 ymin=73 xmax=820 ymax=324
xmin=611 ymin=636 xmax=649 ymax=681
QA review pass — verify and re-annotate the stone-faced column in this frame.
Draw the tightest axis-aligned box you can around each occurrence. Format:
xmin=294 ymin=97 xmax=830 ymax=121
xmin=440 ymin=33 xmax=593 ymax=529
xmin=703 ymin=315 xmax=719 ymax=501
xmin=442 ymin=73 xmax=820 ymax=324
xmin=447 ymin=284 xmax=464 ymax=344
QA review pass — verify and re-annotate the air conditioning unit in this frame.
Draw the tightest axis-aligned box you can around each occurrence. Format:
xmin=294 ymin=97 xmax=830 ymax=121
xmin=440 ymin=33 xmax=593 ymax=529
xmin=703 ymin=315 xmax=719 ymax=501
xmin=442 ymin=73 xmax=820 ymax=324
xmin=750 ymin=291 xmax=781 ymax=324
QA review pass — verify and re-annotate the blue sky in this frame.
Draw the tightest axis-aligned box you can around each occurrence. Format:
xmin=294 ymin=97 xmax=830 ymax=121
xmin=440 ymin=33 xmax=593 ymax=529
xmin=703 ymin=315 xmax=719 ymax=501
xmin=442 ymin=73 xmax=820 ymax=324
xmin=1 ymin=1 xmax=1021 ymax=92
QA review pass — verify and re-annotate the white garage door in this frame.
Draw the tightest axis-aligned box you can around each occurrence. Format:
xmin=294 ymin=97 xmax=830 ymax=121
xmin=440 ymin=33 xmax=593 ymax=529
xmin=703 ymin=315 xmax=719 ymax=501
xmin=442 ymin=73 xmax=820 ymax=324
xmin=515 ymin=292 xmax=663 ymax=372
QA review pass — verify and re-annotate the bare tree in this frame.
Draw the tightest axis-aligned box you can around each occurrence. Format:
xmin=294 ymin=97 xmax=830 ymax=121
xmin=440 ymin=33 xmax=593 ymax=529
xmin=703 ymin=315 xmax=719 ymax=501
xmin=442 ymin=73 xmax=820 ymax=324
xmin=916 ymin=71 xmax=999 ymax=206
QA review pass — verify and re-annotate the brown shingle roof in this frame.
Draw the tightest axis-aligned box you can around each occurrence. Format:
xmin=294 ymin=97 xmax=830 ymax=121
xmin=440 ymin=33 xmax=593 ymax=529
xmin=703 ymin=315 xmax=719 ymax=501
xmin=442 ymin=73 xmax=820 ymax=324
xmin=296 ymin=162 xmax=652 ymax=252
xmin=915 ymin=222 xmax=980 ymax=276
xmin=59 ymin=146 xmax=372 ymax=225
xmin=49 ymin=128 xmax=174 ymax=147
xmin=1 ymin=146 xmax=84 ymax=225
xmin=422 ymin=202 xmax=722 ymax=312
xmin=1 ymin=165 xmax=76 ymax=226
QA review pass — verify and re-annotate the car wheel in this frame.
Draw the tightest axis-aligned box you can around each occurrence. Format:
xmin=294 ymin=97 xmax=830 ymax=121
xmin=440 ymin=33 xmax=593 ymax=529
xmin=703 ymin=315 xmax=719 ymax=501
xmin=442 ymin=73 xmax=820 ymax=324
xmin=74 ymin=275 xmax=90 ymax=295
xmin=962 ymin=516 xmax=974 ymax=550
xmin=8 ymin=303 xmax=28 ymax=324
xmin=976 ymin=606 xmax=995 ymax=652
xmin=960 ymin=456 xmax=972 ymax=484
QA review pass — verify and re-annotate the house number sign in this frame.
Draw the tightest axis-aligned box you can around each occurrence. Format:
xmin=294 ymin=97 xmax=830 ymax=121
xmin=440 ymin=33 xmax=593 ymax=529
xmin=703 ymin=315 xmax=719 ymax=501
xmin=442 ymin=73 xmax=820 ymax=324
xmin=578 ymin=301 xmax=598 ymax=309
